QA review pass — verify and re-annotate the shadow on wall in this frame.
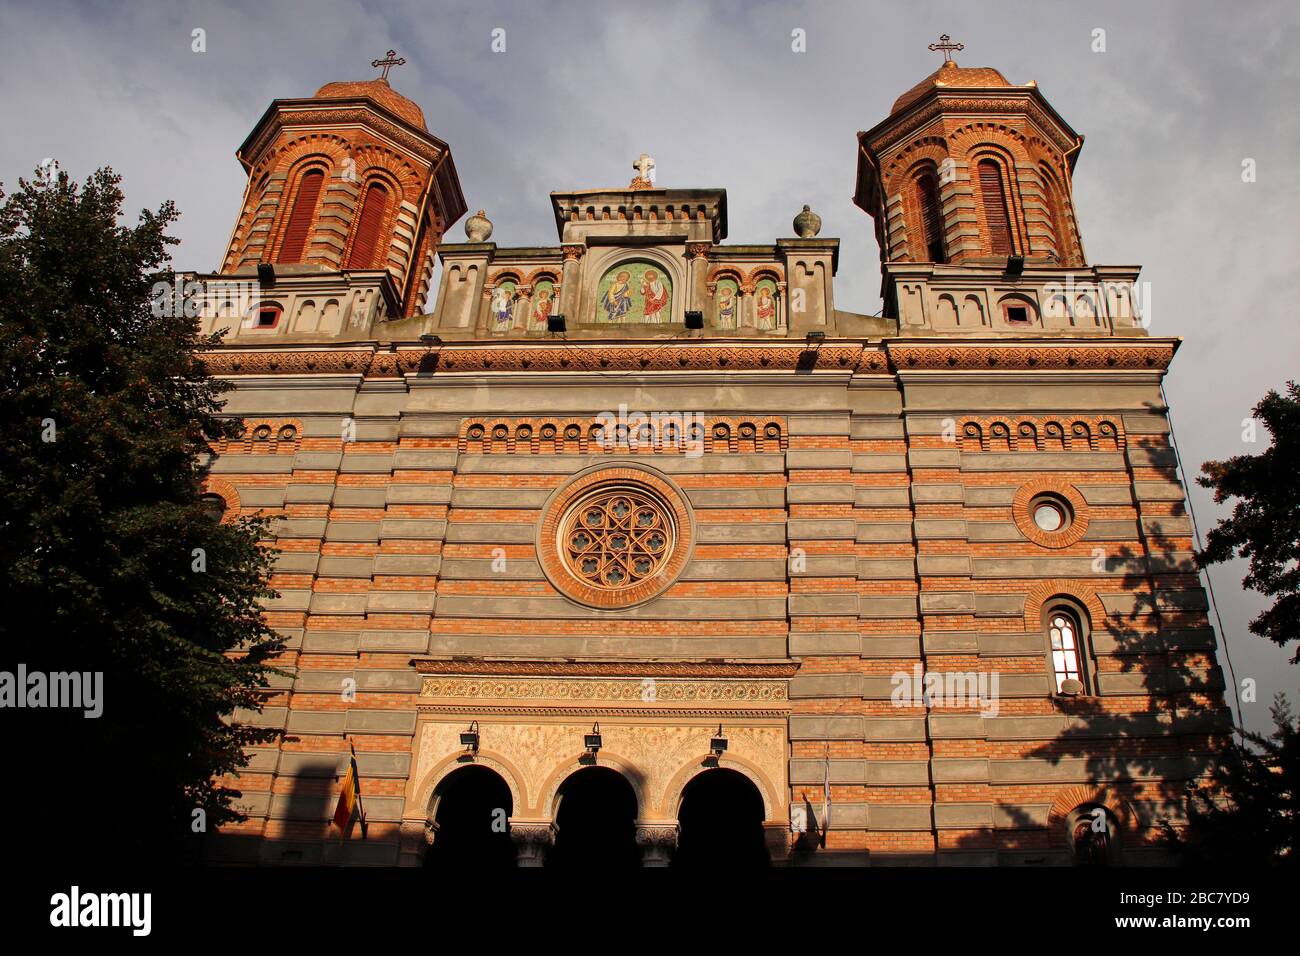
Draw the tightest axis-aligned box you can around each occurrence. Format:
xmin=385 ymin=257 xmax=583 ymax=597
xmin=950 ymin=443 xmax=1230 ymax=865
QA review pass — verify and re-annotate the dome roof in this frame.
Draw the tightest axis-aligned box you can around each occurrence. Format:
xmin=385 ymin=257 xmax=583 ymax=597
xmin=890 ymin=60 xmax=1015 ymax=116
xmin=313 ymin=78 xmax=426 ymax=130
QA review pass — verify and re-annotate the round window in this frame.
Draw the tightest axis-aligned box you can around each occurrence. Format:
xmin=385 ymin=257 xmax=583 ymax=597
xmin=1030 ymin=495 xmax=1072 ymax=533
xmin=560 ymin=485 xmax=675 ymax=590
xmin=538 ymin=466 xmax=694 ymax=609
xmin=1033 ymin=500 xmax=1066 ymax=532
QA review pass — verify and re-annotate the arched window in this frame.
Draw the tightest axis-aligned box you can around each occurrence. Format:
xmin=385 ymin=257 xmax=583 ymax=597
xmin=1047 ymin=606 xmax=1087 ymax=694
xmin=278 ymin=168 xmax=325 ymax=263
xmin=1040 ymin=168 xmax=1071 ymax=263
xmin=913 ymin=170 xmax=946 ymax=262
xmin=199 ymin=493 xmax=227 ymax=523
xmin=976 ymin=159 xmax=1014 ymax=256
xmin=346 ymin=181 xmax=390 ymax=269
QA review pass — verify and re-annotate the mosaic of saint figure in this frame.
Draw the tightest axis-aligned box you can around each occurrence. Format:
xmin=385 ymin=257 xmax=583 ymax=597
xmin=640 ymin=269 xmax=669 ymax=323
xmin=531 ymin=281 xmax=555 ymax=331
xmin=490 ymin=281 xmax=517 ymax=333
xmin=600 ymin=270 xmax=633 ymax=322
xmin=755 ymin=279 xmax=779 ymax=330
xmin=715 ymin=279 xmax=739 ymax=330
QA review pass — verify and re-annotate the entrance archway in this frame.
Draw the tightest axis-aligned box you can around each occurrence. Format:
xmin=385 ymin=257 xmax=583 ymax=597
xmin=673 ymin=768 xmax=769 ymax=867
xmin=424 ymin=764 xmax=516 ymax=868
xmin=547 ymin=766 xmax=639 ymax=868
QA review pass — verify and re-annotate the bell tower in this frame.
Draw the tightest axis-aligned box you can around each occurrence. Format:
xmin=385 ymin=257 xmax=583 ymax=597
xmin=854 ymin=38 xmax=1141 ymax=333
xmin=212 ymin=52 xmax=466 ymax=337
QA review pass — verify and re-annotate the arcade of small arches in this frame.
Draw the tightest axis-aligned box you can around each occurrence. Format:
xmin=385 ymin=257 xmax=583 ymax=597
xmin=407 ymin=755 xmax=780 ymax=868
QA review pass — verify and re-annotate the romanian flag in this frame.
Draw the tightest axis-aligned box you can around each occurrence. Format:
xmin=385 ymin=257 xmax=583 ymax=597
xmin=332 ymin=742 xmax=366 ymax=839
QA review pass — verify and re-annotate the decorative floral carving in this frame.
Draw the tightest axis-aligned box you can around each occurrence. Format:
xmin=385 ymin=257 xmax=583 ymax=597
xmin=419 ymin=677 xmax=789 ymax=703
xmin=199 ymin=341 xmax=1172 ymax=378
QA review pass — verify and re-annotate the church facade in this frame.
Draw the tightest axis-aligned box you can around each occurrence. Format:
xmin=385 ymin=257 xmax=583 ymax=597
xmin=196 ymin=46 xmax=1228 ymax=866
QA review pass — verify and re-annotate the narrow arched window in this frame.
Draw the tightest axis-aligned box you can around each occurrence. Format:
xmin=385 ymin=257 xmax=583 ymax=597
xmin=1041 ymin=170 xmax=1069 ymax=263
xmin=278 ymin=169 xmax=325 ymax=263
xmin=914 ymin=171 xmax=946 ymax=262
xmin=1048 ymin=607 xmax=1086 ymax=694
xmin=977 ymin=159 xmax=1014 ymax=256
xmin=347 ymin=181 xmax=390 ymax=269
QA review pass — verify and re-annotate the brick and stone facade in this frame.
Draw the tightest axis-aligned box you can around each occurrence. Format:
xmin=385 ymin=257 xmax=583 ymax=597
xmin=198 ymin=57 xmax=1229 ymax=866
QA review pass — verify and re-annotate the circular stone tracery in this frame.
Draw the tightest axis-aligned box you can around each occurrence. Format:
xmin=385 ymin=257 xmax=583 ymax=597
xmin=564 ymin=486 xmax=674 ymax=589
xmin=539 ymin=466 xmax=694 ymax=609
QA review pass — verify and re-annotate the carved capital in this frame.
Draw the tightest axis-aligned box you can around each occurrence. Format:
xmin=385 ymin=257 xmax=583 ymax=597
xmin=510 ymin=821 xmax=556 ymax=867
xmin=686 ymin=242 xmax=712 ymax=260
xmin=561 ymin=244 xmax=586 ymax=261
xmin=635 ymin=822 xmax=679 ymax=867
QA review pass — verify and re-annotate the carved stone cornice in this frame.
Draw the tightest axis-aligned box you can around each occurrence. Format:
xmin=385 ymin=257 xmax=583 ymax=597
xmin=885 ymin=341 xmax=1176 ymax=372
xmin=416 ymin=705 xmax=790 ymax=718
xmin=412 ymin=659 xmax=799 ymax=678
xmin=199 ymin=338 xmax=1176 ymax=378
xmin=419 ymin=676 xmax=789 ymax=705
xmin=242 ymin=103 xmax=445 ymax=169
xmin=867 ymin=92 xmax=1078 ymax=155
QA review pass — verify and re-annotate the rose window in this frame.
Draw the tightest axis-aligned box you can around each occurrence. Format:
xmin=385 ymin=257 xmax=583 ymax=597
xmin=561 ymin=487 xmax=674 ymax=589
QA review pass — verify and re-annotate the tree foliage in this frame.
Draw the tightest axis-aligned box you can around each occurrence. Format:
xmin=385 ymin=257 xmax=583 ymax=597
xmin=1165 ymin=692 xmax=1299 ymax=865
xmin=1198 ymin=382 xmax=1300 ymax=661
xmin=0 ymin=166 xmax=281 ymax=862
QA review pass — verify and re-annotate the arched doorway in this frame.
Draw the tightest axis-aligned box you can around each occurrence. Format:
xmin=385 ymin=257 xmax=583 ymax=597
xmin=1067 ymin=803 xmax=1121 ymax=866
xmin=674 ymin=768 xmax=768 ymax=867
xmin=424 ymin=765 xmax=516 ymax=868
xmin=547 ymin=766 xmax=639 ymax=868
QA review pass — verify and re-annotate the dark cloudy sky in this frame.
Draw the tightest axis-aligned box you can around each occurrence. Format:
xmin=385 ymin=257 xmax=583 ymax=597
xmin=2 ymin=0 xmax=1296 ymax=731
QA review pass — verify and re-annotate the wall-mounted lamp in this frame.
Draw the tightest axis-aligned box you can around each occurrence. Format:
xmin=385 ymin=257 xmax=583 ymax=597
xmin=710 ymin=724 xmax=728 ymax=757
xmin=684 ymin=310 xmax=704 ymax=330
xmin=256 ymin=262 xmax=276 ymax=286
xmin=548 ymin=314 xmax=567 ymax=334
xmin=805 ymin=330 xmax=826 ymax=346
xmin=419 ymin=333 xmax=442 ymax=348
xmin=460 ymin=720 xmax=480 ymax=755
xmin=1005 ymin=254 xmax=1025 ymax=278
xmin=584 ymin=722 xmax=602 ymax=754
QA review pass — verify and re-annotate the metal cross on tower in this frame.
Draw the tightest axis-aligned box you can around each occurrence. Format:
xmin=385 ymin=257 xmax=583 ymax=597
xmin=371 ymin=49 xmax=406 ymax=81
xmin=927 ymin=34 xmax=964 ymax=63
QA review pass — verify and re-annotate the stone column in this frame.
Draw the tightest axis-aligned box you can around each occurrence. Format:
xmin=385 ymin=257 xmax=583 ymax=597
xmin=763 ymin=822 xmax=793 ymax=866
xmin=739 ymin=287 xmax=755 ymax=330
xmin=398 ymin=818 xmax=435 ymax=867
xmin=686 ymin=242 xmax=711 ymax=315
xmin=510 ymin=821 xmax=556 ymax=867
xmin=560 ymin=244 xmax=585 ymax=319
xmin=635 ymin=823 xmax=679 ymax=867
xmin=514 ymin=284 xmax=533 ymax=331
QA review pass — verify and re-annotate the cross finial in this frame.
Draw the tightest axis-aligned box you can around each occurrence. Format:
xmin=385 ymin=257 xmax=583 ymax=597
xmin=927 ymin=33 xmax=964 ymax=64
xmin=630 ymin=152 xmax=656 ymax=188
xmin=633 ymin=153 xmax=655 ymax=180
xmin=371 ymin=49 xmax=406 ymax=81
